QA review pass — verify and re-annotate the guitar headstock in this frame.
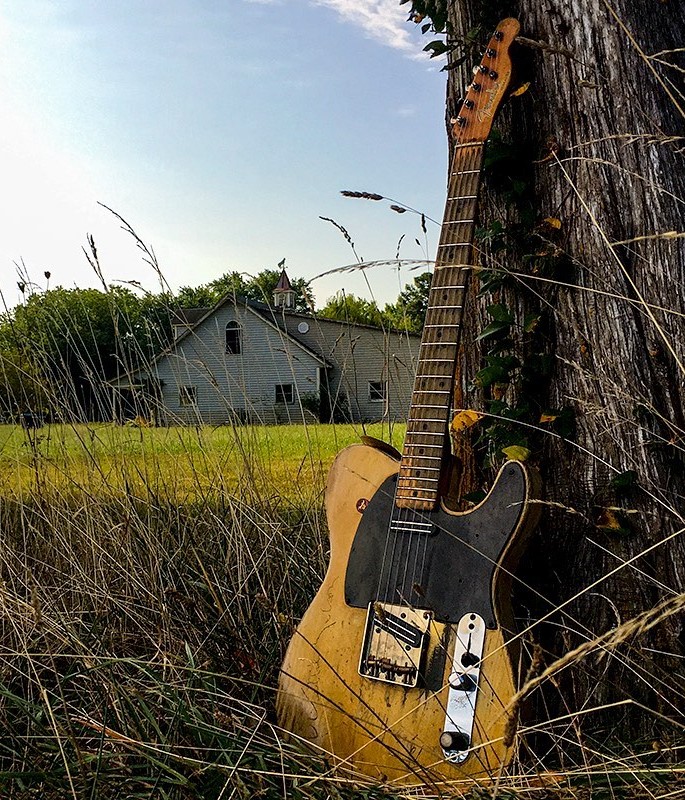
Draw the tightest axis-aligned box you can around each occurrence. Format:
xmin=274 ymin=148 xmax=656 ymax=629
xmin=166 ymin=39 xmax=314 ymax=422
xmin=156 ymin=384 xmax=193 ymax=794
xmin=452 ymin=18 xmax=520 ymax=143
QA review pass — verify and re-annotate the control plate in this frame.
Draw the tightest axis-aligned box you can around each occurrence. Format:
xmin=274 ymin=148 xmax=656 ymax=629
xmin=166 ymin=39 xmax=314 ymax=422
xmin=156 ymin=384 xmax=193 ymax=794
xmin=442 ymin=612 xmax=486 ymax=763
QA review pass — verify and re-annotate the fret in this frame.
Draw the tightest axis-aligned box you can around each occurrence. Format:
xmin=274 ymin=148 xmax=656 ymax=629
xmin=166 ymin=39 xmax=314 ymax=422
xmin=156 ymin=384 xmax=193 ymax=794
xmin=397 ymin=139 xmax=485 ymax=505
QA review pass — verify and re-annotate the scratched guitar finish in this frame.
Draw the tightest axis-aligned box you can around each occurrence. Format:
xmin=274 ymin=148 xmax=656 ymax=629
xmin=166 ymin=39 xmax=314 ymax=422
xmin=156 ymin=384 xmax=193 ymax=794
xmin=277 ymin=18 xmax=538 ymax=785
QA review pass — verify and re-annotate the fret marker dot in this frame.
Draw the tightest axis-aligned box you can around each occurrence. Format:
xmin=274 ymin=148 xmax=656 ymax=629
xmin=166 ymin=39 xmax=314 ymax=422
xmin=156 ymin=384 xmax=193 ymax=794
xmin=418 ymin=448 xmax=424 ymax=455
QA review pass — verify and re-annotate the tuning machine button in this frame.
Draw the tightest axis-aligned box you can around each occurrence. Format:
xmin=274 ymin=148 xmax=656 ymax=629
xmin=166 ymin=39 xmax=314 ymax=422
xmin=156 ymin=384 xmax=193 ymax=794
xmin=489 ymin=70 xmax=498 ymax=79
xmin=486 ymin=48 xmax=496 ymax=57
xmin=456 ymin=116 xmax=467 ymax=127
xmin=463 ymin=99 xmax=474 ymax=109
xmin=494 ymin=30 xmax=504 ymax=41
xmin=471 ymin=82 xmax=481 ymax=92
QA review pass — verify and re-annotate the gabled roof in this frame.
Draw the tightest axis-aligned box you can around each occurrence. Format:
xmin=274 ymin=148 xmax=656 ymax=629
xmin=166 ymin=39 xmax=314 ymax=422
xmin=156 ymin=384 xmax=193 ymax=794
xmin=170 ymin=307 xmax=209 ymax=326
xmin=147 ymin=294 xmax=329 ymax=369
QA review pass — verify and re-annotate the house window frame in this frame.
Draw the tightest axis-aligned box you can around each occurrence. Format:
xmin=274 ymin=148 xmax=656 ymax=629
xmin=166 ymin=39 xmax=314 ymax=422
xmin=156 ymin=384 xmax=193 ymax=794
xmin=179 ymin=385 xmax=197 ymax=406
xmin=368 ymin=380 xmax=387 ymax=403
xmin=275 ymin=383 xmax=294 ymax=404
xmin=225 ymin=321 xmax=242 ymax=355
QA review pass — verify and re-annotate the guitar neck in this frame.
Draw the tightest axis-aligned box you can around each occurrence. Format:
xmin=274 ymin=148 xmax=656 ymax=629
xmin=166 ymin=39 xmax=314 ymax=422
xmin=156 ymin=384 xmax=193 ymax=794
xmin=396 ymin=142 xmax=485 ymax=510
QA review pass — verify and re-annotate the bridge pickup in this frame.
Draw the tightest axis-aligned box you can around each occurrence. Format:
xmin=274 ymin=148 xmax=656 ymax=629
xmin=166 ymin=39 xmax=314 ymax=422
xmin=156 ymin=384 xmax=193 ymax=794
xmin=359 ymin=602 xmax=432 ymax=687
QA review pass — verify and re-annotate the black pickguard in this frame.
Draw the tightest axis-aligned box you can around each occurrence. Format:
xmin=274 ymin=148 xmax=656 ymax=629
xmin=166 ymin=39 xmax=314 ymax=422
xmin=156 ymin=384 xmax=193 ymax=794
xmin=344 ymin=461 xmax=528 ymax=627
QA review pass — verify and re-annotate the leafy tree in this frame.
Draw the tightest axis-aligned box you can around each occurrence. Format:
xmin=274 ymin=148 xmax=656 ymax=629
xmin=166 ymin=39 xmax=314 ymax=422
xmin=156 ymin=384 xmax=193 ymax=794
xmin=176 ymin=270 xmax=313 ymax=313
xmin=318 ymin=292 xmax=385 ymax=327
xmin=383 ymin=271 xmax=432 ymax=333
xmin=0 ymin=286 xmax=165 ymax=420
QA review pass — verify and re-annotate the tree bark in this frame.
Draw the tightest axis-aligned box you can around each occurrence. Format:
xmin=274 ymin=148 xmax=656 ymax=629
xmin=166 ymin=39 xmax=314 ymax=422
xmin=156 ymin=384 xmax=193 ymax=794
xmin=444 ymin=0 xmax=685 ymax=762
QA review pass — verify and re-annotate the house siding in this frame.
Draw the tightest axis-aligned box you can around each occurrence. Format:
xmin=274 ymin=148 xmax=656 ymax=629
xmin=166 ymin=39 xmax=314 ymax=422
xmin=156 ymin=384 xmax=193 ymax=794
xmin=264 ymin=310 xmax=418 ymax=422
xmin=151 ymin=304 xmax=323 ymax=425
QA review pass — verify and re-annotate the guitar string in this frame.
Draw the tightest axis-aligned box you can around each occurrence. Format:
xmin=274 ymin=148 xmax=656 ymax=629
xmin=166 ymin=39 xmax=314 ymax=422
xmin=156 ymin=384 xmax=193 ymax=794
xmin=383 ymin=142 xmax=482 ymax=616
xmin=407 ymin=143 xmax=483 ymax=615
xmin=373 ymin=142 xmax=483 ymax=680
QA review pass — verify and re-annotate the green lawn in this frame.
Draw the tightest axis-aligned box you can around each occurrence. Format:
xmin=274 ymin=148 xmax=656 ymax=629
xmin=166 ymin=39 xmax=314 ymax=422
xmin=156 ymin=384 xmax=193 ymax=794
xmin=0 ymin=420 xmax=406 ymax=503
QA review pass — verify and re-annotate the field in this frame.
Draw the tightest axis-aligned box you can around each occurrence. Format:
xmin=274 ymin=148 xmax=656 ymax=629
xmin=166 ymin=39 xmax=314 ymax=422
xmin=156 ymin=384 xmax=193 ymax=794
xmin=0 ymin=421 xmax=682 ymax=799
xmin=0 ymin=420 xmax=416 ymax=800
xmin=0 ymin=421 xmax=404 ymax=503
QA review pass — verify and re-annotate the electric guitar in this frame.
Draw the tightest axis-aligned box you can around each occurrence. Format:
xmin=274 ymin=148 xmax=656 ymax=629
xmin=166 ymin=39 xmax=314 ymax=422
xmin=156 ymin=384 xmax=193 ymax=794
xmin=278 ymin=18 xmax=537 ymax=785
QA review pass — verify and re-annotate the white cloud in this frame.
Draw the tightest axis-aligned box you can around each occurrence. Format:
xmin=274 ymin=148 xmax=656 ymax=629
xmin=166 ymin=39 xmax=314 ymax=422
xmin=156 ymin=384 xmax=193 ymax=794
xmin=310 ymin=0 xmax=419 ymax=53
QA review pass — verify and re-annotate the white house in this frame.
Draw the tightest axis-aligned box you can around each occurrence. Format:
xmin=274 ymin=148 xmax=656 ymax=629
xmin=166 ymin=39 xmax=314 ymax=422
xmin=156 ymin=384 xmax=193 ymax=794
xmin=116 ymin=274 xmax=420 ymax=425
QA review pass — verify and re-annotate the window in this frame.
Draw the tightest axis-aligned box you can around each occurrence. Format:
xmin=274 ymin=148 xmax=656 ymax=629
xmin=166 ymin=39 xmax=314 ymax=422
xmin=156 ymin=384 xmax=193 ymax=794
xmin=368 ymin=381 xmax=387 ymax=402
xmin=179 ymin=385 xmax=197 ymax=406
xmin=225 ymin=321 xmax=242 ymax=354
xmin=275 ymin=383 xmax=294 ymax=404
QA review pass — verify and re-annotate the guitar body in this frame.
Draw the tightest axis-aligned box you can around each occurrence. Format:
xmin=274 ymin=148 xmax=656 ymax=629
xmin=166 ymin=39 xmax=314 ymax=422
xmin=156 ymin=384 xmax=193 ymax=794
xmin=278 ymin=19 xmax=534 ymax=785
xmin=278 ymin=443 xmax=536 ymax=785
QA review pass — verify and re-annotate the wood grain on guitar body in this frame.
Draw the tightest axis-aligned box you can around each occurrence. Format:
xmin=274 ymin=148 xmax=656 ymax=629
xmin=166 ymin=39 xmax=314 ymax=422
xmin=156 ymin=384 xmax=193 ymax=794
xmin=277 ymin=18 xmax=540 ymax=786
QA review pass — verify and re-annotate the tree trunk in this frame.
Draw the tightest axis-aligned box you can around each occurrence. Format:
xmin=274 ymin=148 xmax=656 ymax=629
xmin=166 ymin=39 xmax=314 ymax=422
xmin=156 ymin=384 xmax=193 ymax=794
xmin=443 ymin=0 xmax=685 ymax=765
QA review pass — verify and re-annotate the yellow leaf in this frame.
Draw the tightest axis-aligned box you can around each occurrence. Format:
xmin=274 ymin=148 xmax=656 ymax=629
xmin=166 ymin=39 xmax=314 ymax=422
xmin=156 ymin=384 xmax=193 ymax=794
xmin=595 ymin=508 xmax=622 ymax=530
xmin=451 ymin=409 xmax=482 ymax=433
xmin=502 ymin=445 xmax=530 ymax=462
xmin=543 ymin=216 xmax=562 ymax=229
xmin=511 ymin=81 xmax=530 ymax=97
xmin=539 ymin=413 xmax=557 ymax=423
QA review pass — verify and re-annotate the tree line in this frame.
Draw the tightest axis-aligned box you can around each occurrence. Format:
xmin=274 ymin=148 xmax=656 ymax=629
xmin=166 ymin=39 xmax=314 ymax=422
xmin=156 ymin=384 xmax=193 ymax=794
xmin=0 ymin=268 xmax=430 ymax=421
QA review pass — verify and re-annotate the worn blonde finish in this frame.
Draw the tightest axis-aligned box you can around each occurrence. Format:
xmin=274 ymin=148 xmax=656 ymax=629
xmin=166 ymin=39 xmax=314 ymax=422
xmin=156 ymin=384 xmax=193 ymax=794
xmin=278 ymin=444 xmax=527 ymax=786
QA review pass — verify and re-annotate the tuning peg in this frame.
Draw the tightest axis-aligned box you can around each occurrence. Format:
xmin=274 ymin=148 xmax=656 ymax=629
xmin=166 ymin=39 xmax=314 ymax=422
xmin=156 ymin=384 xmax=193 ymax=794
xmin=485 ymin=48 xmax=496 ymax=57
xmin=463 ymin=99 xmax=474 ymax=109
xmin=494 ymin=30 xmax=504 ymax=41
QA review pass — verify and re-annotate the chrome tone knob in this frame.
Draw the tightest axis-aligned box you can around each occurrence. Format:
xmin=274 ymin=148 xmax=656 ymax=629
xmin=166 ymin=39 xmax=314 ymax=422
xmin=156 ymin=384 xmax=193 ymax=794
xmin=440 ymin=730 xmax=470 ymax=751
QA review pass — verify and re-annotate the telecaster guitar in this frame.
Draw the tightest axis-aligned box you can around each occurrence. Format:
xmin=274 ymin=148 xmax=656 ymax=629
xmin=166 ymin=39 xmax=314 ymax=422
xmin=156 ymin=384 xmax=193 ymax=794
xmin=278 ymin=18 xmax=537 ymax=785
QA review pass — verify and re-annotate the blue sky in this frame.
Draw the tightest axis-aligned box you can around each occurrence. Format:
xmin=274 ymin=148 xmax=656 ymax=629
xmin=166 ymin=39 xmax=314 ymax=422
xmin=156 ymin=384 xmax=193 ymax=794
xmin=0 ymin=0 xmax=448 ymax=309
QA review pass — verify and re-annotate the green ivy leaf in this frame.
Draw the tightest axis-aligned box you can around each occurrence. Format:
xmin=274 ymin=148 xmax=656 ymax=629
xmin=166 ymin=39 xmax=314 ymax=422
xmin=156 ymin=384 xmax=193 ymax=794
xmin=486 ymin=303 xmax=514 ymax=323
xmin=476 ymin=320 xmax=510 ymax=341
xmin=610 ymin=470 xmax=639 ymax=494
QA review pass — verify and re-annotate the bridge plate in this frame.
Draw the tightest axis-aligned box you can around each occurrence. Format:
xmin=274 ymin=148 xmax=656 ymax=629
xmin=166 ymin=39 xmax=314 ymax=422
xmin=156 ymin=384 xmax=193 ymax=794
xmin=359 ymin=602 xmax=432 ymax=687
